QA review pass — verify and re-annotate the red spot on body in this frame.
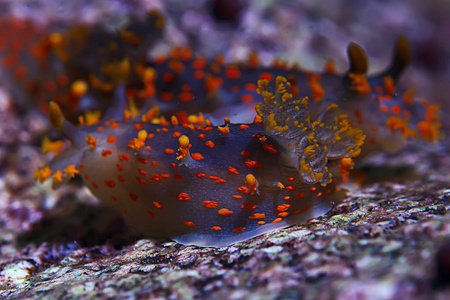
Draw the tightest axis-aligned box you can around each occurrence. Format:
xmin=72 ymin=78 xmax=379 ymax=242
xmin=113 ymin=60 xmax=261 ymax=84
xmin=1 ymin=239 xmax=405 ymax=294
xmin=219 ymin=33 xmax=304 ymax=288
xmin=228 ymin=166 xmax=239 ymax=174
xmin=177 ymin=192 xmax=191 ymax=201
xmin=232 ymin=227 xmax=246 ymax=233
xmin=136 ymin=177 xmax=148 ymax=184
xmin=102 ymin=149 xmax=113 ymax=157
xmin=203 ymin=201 xmax=218 ymax=208
xmin=104 ymin=180 xmax=115 ymax=188
xmin=245 ymin=159 xmax=261 ymax=169
xmin=241 ymin=204 xmax=257 ymax=209
xmin=173 ymin=173 xmax=184 ymax=179
xmin=151 ymin=174 xmax=162 ymax=182
xmin=138 ymin=158 xmax=148 ymax=164
xmin=107 ymin=135 xmax=117 ymax=143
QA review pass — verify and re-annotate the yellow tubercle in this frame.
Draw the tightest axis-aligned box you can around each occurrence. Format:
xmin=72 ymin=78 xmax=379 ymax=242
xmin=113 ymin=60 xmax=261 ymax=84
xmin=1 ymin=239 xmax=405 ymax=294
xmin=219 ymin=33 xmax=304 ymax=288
xmin=41 ymin=136 xmax=65 ymax=156
xmin=64 ymin=164 xmax=79 ymax=178
xmin=48 ymin=102 xmax=65 ymax=130
xmin=177 ymin=135 xmax=190 ymax=160
xmin=34 ymin=166 xmax=52 ymax=183
xmin=85 ymin=134 xmax=97 ymax=149
xmin=52 ymin=170 xmax=63 ymax=183
xmin=71 ymin=80 xmax=88 ymax=97
xmin=245 ymin=174 xmax=258 ymax=194
xmin=129 ymin=130 xmax=148 ymax=151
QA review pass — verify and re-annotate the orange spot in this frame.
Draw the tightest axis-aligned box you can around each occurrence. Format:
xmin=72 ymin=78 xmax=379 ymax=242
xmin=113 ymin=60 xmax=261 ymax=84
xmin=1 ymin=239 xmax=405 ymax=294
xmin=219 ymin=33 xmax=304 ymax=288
xmin=151 ymin=161 xmax=158 ymax=166
xmin=211 ymin=226 xmax=222 ymax=231
xmin=172 ymin=163 xmax=179 ymax=169
xmin=391 ymin=104 xmax=402 ymax=114
xmin=259 ymin=72 xmax=273 ymax=81
xmin=196 ymin=173 xmax=207 ymax=177
xmin=272 ymin=218 xmax=282 ymax=223
xmin=107 ymin=135 xmax=117 ymax=143
xmin=263 ymin=144 xmax=277 ymax=153
xmin=228 ymin=166 xmax=239 ymax=175
xmin=285 ymin=186 xmax=296 ymax=191
xmin=191 ymin=57 xmax=207 ymax=69
xmin=153 ymin=201 xmax=162 ymax=209
xmin=245 ymin=160 xmax=261 ymax=169
xmin=161 ymin=91 xmax=173 ymax=101
xmin=245 ymin=83 xmax=256 ymax=91
xmin=241 ymin=150 xmax=250 ymax=157
xmin=233 ymin=195 xmax=243 ymax=199
xmin=205 ymin=140 xmax=215 ymax=148
xmin=249 ymin=213 xmax=265 ymax=219
xmin=136 ymin=177 xmax=148 ymax=184
xmin=191 ymin=153 xmax=204 ymax=160
xmin=184 ymin=221 xmax=195 ymax=227
xmin=146 ymin=210 xmax=155 ymax=218
xmin=116 ymin=164 xmax=123 ymax=171
xmin=179 ymin=92 xmax=194 ymax=102
xmin=151 ymin=174 xmax=162 ymax=182
xmin=194 ymin=70 xmax=204 ymax=79
xmin=241 ymin=94 xmax=253 ymax=103
xmin=177 ymin=192 xmax=191 ymax=201
xmin=203 ymin=201 xmax=219 ymax=208
xmin=197 ymin=134 xmax=206 ymax=139
xmin=161 ymin=173 xmax=170 ymax=178
xmin=164 ymin=148 xmax=175 ymax=154
xmin=240 ymin=124 xmax=250 ymax=129
xmin=173 ymin=173 xmax=184 ymax=179
xmin=276 ymin=204 xmax=292 ymax=212
xmin=218 ymin=208 xmax=233 ymax=216
xmin=119 ymin=154 xmax=130 ymax=161
xmin=173 ymin=131 xmax=181 ymax=138
xmin=380 ymin=105 xmax=389 ymax=113
xmin=241 ymin=204 xmax=258 ymax=209
xmin=138 ymin=169 xmax=147 ymax=176
xmin=348 ymin=73 xmax=372 ymax=95
xmin=138 ymin=158 xmax=148 ymax=164
xmin=232 ymin=227 xmax=246 ymax=233
xmin=296 ymin=193 xmax=305 ymax=198
xmin=383 ymin=76 xmax=396 ymax=95
xmin=316 ymin=192 xmax=323 ymax=197
xmin=308 ymin=74 xmax=325 ymax=102
xmin=129 ymin=193 xmax=138 ymax=201
xmin=102 ymin=149 xmax=113 ymax=157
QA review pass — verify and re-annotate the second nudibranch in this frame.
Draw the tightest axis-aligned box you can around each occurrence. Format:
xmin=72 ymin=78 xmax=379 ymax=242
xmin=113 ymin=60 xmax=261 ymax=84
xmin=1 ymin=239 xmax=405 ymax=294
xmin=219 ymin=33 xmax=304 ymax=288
xmin=35 ymin=76 xmax=365 ymax=247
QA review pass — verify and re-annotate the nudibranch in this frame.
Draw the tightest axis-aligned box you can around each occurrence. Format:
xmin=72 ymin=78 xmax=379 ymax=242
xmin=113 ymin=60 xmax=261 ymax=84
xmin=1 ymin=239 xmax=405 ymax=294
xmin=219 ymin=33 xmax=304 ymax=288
xmin=148 ymin=37 xmax=442 ymax=155
xmin=35 ymin=77 xmax=365 ymax=247
xmin=0 ymin=10 xmax=164 ymax=120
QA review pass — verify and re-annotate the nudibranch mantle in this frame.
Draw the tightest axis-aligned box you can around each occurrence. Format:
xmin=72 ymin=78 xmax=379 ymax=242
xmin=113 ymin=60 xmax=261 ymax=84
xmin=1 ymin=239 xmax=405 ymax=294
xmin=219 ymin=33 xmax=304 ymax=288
xmin=36 ymin=77 xmax=365 ymax=247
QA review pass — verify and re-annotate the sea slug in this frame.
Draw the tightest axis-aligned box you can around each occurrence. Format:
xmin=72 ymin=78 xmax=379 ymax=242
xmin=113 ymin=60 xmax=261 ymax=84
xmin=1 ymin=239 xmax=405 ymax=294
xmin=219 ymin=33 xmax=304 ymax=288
xmin=35 ymin=77 xmax=365 ymax=247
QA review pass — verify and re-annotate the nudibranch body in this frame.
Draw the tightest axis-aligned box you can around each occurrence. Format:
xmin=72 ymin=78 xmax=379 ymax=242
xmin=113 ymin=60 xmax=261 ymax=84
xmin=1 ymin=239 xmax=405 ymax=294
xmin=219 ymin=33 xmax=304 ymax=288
xmin=36 ymin=77 xmax=365 ymax=247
